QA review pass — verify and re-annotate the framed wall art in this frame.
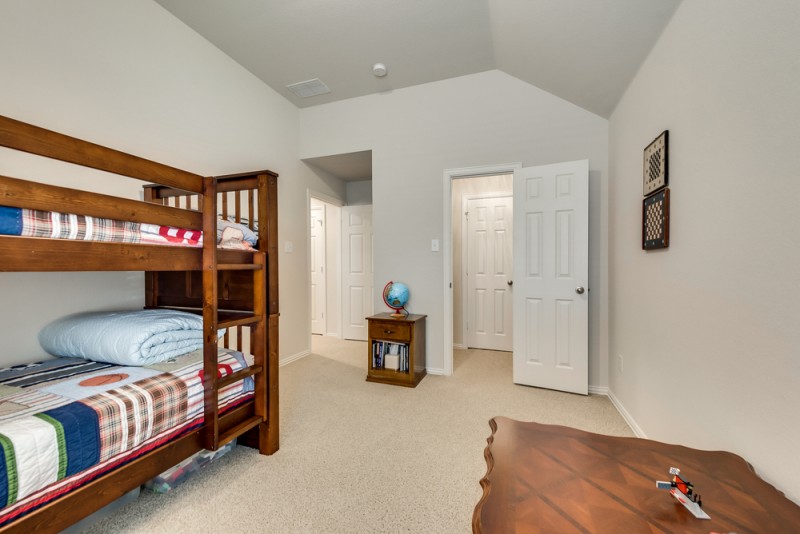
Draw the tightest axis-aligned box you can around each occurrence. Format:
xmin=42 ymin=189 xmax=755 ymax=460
xmin=642 ymin=188 xmax=670 ymax=250
xmin=643 ymin=130 xmax=668 ymax=196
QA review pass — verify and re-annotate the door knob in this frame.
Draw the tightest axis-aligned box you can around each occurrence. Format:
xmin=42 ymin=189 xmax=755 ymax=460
xmin=507 ymin=280 xmax=513 ymax=286
xmin=575 ymin=286 xmax=585 ymax=294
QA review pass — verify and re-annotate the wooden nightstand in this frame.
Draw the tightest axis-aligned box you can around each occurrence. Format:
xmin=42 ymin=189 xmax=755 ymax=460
xmin=366 ymin=313 xmax=426 ymax=387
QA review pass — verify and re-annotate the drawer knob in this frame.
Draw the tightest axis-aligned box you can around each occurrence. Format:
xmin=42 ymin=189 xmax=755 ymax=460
xmin=384 ymin=329 xmax=394 ymax=334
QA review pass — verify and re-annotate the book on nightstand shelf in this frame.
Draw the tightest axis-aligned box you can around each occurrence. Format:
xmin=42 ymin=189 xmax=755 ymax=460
xmin=371 ymin=341 xmax=408 ymax=371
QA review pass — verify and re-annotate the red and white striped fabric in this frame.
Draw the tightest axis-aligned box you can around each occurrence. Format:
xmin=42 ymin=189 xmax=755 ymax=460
xmin=140 ymin=223 xmax=203 ymax=247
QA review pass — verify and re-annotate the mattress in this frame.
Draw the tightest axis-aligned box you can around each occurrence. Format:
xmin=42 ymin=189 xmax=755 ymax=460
xmin=0 ymin=348 xmax=252 ymax=526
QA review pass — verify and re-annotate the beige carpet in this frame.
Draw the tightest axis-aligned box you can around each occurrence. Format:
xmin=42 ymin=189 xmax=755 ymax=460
xmin=85 ymin=336 xmax=633 ymax=533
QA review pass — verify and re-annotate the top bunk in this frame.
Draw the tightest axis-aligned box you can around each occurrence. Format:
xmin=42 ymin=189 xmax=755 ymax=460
xmin=0 ymin=114 xmax=277 ymax=272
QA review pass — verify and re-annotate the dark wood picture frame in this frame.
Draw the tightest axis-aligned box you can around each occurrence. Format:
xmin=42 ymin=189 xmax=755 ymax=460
xmin=642 ymin=188 xmax=670 ymax=250
xmin=643 ymin=130 xmax=668 ymax=196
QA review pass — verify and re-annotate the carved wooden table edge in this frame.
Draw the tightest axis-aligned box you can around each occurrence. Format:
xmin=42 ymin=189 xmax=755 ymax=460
xmin=472 ymin=416 xmax=800 ymax=534
xmin=472 ymin=417 xmax=499 ymax=534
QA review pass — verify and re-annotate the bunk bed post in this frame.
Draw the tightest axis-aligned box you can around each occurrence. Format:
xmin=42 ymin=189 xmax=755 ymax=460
xmin=201 ymin=176 xmax=221 ymax=451
xmin=251 ymin=251 xmax=268 ymax=437
xmin=143 ymin=185 xmax=160 ymax=308
xmin=264 ymin=313 xmax=280 ymax=453
xmin=238 ymin=171 xmax=280 ymax=454
xmin=264 ymin=173 xmax=279 ymax=315
xmin=264 ymin=172 xmax=280 ymax=453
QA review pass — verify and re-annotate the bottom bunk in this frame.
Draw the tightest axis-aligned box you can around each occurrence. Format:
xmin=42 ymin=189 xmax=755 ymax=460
xmin=0 ymin=347 xmax=263 ymax=532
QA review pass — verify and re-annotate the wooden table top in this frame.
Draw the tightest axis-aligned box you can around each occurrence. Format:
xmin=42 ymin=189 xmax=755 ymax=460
xmin=473 ymin=417 xmax=800 ymax=533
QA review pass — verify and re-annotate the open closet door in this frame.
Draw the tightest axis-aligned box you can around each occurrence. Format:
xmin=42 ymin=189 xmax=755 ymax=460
xmin=342 ymin=205 xmax=373 ymax=341
xmin=512 ymin=160 xmax=589 ymax=395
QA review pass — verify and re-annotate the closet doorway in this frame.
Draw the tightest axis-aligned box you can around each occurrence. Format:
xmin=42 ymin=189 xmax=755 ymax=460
xmin=452 ymin=174 xmax=514 ymax=353
xmin=444 ymin=161 xmax=589 ymax=394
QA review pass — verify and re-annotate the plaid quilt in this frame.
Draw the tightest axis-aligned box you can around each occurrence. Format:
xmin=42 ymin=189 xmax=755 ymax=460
xmin=0 ymin=205 xmax=261 ymax=249
xmin=0 ymin=206 xmax=202 ymax=247
xmin=19 ymin=209 xmax=141 ymax=243
xmin=0 ymin=349 xmax=252 ymax=526
xmin=82 ymin=373 xmax=189 ymax=462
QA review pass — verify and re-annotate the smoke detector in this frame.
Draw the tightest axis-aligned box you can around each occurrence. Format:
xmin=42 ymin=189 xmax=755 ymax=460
xmin=372 ymin=63 xmax=388 ymax=77
xmin=286 ymin=78 xmax=331 ymax=98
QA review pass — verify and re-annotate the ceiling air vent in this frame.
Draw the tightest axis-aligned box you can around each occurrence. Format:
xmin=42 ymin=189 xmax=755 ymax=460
xmin=286 ymin=78 xmax=331 ymax=98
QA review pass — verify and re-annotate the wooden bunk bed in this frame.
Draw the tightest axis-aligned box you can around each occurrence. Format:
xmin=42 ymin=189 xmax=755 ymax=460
xmin=0 ymin=115 xmax=279 ymax=532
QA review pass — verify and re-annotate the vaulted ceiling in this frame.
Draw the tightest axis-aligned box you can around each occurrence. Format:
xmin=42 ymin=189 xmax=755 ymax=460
xmin=156 ymin=0 xmax=681 ymax=118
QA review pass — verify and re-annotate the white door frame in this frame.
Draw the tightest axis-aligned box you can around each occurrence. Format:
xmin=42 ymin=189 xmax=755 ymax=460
xmin=461 ymin=191 xmax=513 ymax=350
xmin=306 ymin=189 xmax=344 ymax=348
xmin=442 ymin=163 xmax=521 ymax=376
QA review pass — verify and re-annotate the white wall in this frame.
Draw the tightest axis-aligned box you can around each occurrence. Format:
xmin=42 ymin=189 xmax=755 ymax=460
xmin=0 ymin=0 xmax=335 ymax=364
xmin=451 ymin=174 xmax=513 ymax=348
xmin=609 ymin=0 xmax=800 ymax=501
xmin=300 ymin=70 xmax=609 ymax=384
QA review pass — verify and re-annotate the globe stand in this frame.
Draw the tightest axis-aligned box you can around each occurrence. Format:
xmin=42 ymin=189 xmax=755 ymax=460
xmin=389 ymin=307 xmax=406 ymax=319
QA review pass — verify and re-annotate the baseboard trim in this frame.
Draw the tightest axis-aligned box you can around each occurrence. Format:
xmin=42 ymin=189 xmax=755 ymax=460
xmin=280 ymin=350 xmax=311 ymax=367
xmin=452 ymin=344 xmax=467 ymax=350
xmin=607 ymin=388 xmax=647 ymax=438
xmin=426 ymin=367 xmax=447 ymax=376
xmin=588 ymin=385 xmax=608 ymax=395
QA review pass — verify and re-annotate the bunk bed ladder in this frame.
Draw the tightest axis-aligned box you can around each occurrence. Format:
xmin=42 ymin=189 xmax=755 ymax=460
xmin=201 ymin=177 xmax=267 ymax=451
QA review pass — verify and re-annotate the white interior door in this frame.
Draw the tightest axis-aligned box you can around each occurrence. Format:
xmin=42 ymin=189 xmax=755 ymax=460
xmin=342 ymin=205 xmax=373 ymax=341
xmin=513 ymin=160 xmax=588 ymax=395
xmin=466 ymin=195 xmax=513 ymax=351
xmin=310 ymin=204 xmax=326 ymax=335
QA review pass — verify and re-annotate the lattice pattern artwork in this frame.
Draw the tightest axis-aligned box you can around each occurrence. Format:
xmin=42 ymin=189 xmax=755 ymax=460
xmin=643 ymin=130 xmax=668 ymax=196
xmin=642 ymin=188 xmax=670 ymax=250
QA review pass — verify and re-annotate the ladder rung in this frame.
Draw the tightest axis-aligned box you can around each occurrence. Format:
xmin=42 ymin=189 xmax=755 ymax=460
xmin=218 ymin=415 xmax=262 ymax=447
xmin=218 ymin=365 xmax=263 ymax=389
xmin=218 ymin=263 xmax=263 ymax=271
xmin=218 ymin=314 xmax=262 ymax=329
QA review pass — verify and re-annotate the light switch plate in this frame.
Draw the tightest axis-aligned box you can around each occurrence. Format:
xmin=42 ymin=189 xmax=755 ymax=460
xmin=431 ymin=239 xmax=440 ymax=252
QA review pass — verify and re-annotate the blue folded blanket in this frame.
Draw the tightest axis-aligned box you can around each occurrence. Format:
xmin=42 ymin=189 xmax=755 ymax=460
xmin=39 ymin=310 xmax=222 ymax=366
xmin=0 ymin=206 xmax=22 ymax=235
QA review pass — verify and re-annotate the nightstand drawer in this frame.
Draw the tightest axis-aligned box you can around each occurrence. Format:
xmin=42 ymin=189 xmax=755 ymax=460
xmin=369 ymin=321 xmax=410 ymax=342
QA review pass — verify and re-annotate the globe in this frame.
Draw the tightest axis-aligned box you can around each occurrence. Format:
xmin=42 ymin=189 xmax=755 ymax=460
xmin=382 ymin=281 xmax=409 ymax=317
